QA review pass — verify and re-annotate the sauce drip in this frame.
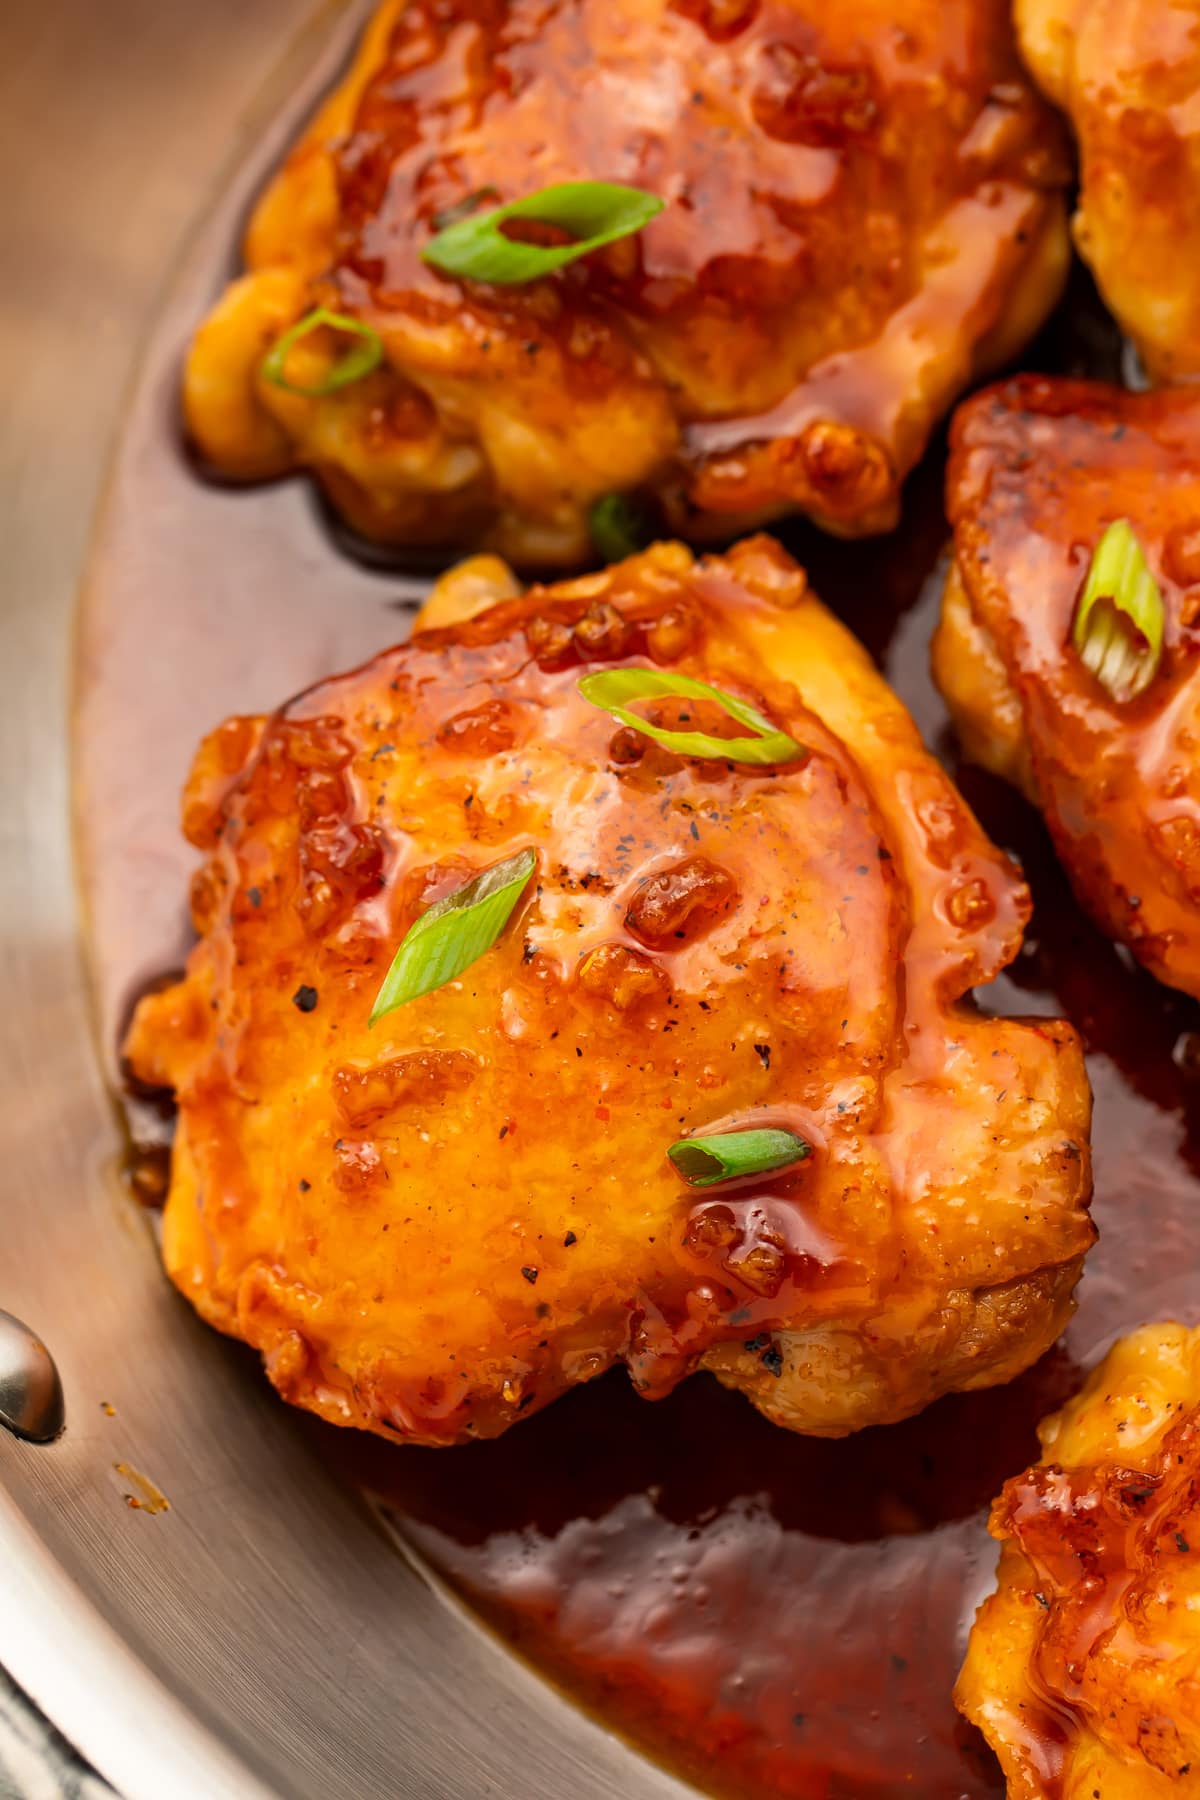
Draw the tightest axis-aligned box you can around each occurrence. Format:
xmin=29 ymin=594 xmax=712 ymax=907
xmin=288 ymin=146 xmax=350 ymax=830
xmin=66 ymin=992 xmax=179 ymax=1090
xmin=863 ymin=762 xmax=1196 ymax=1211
xmin=81 ymin=265 xmax=1200 ymax=1796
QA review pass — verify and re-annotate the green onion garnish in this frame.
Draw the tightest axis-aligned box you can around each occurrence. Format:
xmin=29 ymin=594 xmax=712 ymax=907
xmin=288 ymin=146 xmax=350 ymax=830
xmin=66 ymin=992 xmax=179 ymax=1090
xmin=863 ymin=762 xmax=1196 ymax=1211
xmin=370 ymin=849 xmax=536 ymax=1024
xmin=589 ymin=493 xmax=649 ymax=564
xmin=430 ymin=187 xmax=500 ymax=232
xmin=668 ymin=1128 xmax=810 ymax=1187
xmin=578 ymin=666 xmax=806 ymax=766
xmin=261 ymin=307 xmax=384 ymax=398
xmin=1071 ymin=519 xmax=1165 ymax=703
xmin=421 ymin=181 xmax=664 ymax=286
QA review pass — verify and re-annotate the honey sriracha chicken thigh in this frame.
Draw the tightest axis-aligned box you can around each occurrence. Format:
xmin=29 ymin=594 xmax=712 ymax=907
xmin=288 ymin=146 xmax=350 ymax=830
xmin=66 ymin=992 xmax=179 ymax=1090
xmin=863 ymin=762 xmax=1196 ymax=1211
xmin=958 ymin=1322 xmax=1200 ymax=1800
xmin=936 ymin=376 xmax=1200 ymax=1002
xmin=184 ymin=0 xmax=1071 ymax=566
xmin=1018 ymin=0 xmax=1200 ymax=380
xmin=124 ymin=537 xmax=1094 ymax=1447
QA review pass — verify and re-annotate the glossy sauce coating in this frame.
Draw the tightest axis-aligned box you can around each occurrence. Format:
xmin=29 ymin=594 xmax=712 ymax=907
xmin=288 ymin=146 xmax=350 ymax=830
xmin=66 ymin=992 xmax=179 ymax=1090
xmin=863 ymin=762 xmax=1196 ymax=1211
xmin=184 ymin=0 xmax=1070 ymax=562
xmin=957 ymin=1321 xmax=1200 ymax=1799
xmin=85 ymin=174 xmax=1200 ymax=1792
xmin=346 ymin=582 xmax=1200 ymax=1800
xmin=1018 ymin=0 xmax=1200 ymax=380
xmin=84 ymin=342 xmax=1200 ymax=1792
xmin=122 ymin=534 xmax=1091 ymax=1448
xmin=937 ymin=374 xmax=1200 ymax=1002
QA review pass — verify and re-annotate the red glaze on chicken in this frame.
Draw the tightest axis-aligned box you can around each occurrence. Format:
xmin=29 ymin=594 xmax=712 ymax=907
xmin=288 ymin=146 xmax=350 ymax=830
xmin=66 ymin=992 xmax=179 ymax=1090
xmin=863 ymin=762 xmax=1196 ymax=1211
xmin=1018 ymin=0 xmax=1200 ymax=381
xmin=958 ymin=1320 xmax=1200 ymax=1799
xmin=124 ymin=536 xmax=1093 ymax=1447
xmin=185 ymin=0 xmax=1070 ymax=564
xmin=937 ymin=374 xmax=1200 ymax=1003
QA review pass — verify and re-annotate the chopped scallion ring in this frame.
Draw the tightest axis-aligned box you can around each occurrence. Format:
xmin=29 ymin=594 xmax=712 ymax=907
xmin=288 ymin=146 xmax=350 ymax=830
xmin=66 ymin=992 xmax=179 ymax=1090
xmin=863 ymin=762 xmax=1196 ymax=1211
xmin=578 ymin=666 xmax=806 ymax=766
xmin=261 ymin=307 xmax=384 ymax=398
xmin=1071 ymin=518 xmax=1165 ymax=702
xmin=370 ymin=849 xmax=536 ymax=1023
xmin=668 ymin=1128 xmax=811 ymax=1187
xmin=422 ymin=181 xmax=663 ymax=285
xmin=589 ymin=493 xmax=649 ymax=564
xmin=430 ymin=187 xmax=501 ymax=232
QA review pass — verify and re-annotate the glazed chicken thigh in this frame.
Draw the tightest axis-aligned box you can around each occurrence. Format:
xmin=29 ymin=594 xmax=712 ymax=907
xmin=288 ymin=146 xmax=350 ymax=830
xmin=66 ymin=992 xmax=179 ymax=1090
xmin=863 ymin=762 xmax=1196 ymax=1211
xmin=123 ymin=536 xmax=1093 ymax=1447
xmin=958 ymin=1321 xmax=1200 ymax=1799
xmin=937 ymin=375 xmax=1200 ymax=1002
xmin=185 ymin=0 xmax=1070 ymax=565
xmin=1018 ymin=0 xmax=1200 ymax=380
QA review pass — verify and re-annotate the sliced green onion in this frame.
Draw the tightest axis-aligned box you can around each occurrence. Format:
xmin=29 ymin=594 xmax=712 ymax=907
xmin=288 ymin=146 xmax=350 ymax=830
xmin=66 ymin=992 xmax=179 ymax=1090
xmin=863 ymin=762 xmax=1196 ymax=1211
xmin=421 ymin=181 xmax=663 ymax=285
xmin=1071 ymin=519 xmax=1165 ymax=702
xmin=578 ymin=666 xmax=806 ymax=766
xmin=668 ymin=1128 xmax=810 ymax=1187
xmin=261 ymin=307 xmax=384 ymax=398
xmin=589 ymin=493 xmax=649 ymax=564
xmin=431 ymin=187 xmax=500 ymax=232
xmin=370 ymin=849 xmax=536 ymax=1023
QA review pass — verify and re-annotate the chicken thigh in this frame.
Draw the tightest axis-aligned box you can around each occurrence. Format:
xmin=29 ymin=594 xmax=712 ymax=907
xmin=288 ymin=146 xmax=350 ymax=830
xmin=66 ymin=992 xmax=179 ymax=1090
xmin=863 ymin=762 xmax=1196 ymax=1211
xmin=124 ymin=535 xmax=1094 ymax=1447
xmin=937 ymin=375 xmax=1200 ymax=1002
xmin=184 ymin=0 xmax=1070 ymax=566
xmin=1017 ymin=0 xmax=1200 ymax=380
xmin=958 ymin=1320 xmax=1200 ymax=1799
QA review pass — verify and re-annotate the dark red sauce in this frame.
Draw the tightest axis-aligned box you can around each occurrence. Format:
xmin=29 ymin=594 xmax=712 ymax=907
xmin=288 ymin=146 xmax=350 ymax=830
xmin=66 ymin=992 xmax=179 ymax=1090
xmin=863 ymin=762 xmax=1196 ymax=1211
xmin=77 ymin=140 xmax=1200 ymax=1799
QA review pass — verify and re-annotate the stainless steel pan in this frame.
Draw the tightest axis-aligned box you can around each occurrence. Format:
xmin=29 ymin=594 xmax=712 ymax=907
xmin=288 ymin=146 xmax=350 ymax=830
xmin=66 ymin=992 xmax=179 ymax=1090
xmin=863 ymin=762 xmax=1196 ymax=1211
xmin=0 ymin=4 xmax=693 ymax=1794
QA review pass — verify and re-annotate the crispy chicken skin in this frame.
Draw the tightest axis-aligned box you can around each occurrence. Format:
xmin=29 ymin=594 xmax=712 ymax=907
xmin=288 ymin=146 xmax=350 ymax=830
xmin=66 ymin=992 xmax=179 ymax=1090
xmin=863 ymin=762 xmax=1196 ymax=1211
xmin=124 ymin=535 xmax=1094 ymax=1447
xmin=936 ymin=374 xmax=1200 ymax=1002
xmin=184 ymin=0 xmax=1071 ymax=566
xmin=1017 ymin=0 xmax=1200 ymax=381
xmin=958 ymin=1321 xmax=1200 ymax=1799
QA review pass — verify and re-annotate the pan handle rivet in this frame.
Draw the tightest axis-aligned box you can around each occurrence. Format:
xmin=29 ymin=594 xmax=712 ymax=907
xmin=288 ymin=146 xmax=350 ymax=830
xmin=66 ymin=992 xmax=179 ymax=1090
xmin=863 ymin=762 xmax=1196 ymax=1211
xmin=0 ymin=1311 xmax=65 ymax=1443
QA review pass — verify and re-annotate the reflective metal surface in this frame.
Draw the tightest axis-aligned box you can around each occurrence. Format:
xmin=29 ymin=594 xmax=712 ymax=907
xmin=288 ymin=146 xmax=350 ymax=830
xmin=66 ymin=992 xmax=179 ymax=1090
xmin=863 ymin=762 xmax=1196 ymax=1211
xmin=0 ymin=1313 xmax=65 ymax=1445
xmin=0 ymin=5 xmax=692 ymax=1797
